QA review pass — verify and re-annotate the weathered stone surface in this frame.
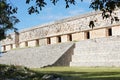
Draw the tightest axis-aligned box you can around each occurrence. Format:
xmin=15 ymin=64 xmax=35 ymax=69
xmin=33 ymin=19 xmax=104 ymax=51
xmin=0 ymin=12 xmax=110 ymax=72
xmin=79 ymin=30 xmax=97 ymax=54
xmin=0 ymin=42 xmax=74 ymax=68
xmin=70 ymin=36 xmax=120 ymax=67
xmin=1 ymin=35 xmax=120 ymax=67
xmin=1 ymin=9 xmax=120 ymax=67
xmin=1 ymin=9 xmax=120 ymax=52
xmin=5 ymin=10 xmax=120 ymax=43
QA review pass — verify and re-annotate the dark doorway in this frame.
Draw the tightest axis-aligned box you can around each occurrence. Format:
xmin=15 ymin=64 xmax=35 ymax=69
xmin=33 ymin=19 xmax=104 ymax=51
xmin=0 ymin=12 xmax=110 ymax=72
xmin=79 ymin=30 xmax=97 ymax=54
xmin=108 ymin=28 xmax=112 ymax=36
xmin=57 ymin=36 xmax=61 ymax=43
xmin=86 ymin=32 xmax=90 ymax=39
xmin=25 ymin=41 xmax=28 ymax=47
xmin=47 ymin=37 xmax=51 ymax=44
xmin=3 ymin=45 xmax=6 ymax=51
xmin=36 ymin=39 xmax=39 ymax=46
xmin=10 ymin=44 xmax=13 ymax=49
xmin=68 ymin=34 xmax=72 ymax=41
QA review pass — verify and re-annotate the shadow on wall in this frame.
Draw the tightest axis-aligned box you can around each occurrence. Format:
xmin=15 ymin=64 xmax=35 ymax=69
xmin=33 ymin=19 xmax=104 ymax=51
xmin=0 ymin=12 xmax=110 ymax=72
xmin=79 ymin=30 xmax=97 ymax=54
xmin=42 ymin=43 xmax=75 ymax=68
xmin=51 ymin=43 xmax=75 ymax=67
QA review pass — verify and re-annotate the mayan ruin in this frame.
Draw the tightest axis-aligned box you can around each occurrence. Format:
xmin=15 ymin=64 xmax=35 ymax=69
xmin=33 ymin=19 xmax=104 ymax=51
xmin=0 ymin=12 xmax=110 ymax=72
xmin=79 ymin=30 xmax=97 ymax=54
xmin=0 ymin=9 xmax=120 ymax=68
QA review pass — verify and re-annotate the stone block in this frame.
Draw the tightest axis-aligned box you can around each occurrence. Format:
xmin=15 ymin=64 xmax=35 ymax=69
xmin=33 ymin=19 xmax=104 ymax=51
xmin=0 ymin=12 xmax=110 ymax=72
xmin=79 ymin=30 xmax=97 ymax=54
xmin=51 ymin=37 xmax=58 ymax=44
xmin=39 ymin=38 xmax=47 ymax=46
xmin=1 ymin=46 xmax=5 ymax=52
xmin=13 ymin=44 xmax=16 ymax=49
xmin=28 ymin=40 xmax=37 ymax=47
xmin=6 ymin=45 xmax=11 ymax=51
xmin=72 ymin=32 xmax=85 ymax=41
xmin=0 ymin=42 xmax=74 ymax=68
xmin=112 ymin=26 xmax=120 ymax=36
xmin=61 ymin=35 xmax=68 ymax=42
xmin=90 ymin=28 xmax=107 ymax=39
xmin=19 ymin=42 xmax=27 ymax=48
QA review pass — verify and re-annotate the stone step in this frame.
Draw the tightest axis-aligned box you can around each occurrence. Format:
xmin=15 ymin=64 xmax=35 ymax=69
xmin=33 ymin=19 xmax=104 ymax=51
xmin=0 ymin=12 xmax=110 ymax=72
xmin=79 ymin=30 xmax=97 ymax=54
xmin=76 ymin=39 xmax=120 ymax=43
xmin=74 ymin=51 xmax=107 ymax=54
xmin=74 ymin=48 xmax=120 ymax=54
xmin=74 ymin=45 xmax=120 ymax=50
xmin=72 ymin=52 xmax=120 ymax=61
xmin=70 ymin=60 xmax=120 ymax=67
xmin=75 ymin=42 xmax=120 ymax=48
xmin=73 ymin=52 xmax=110 ymax=55
xmin=73 ymin=52 xmax=120 ymax=56
xmin=70 ymin=36 xmax=120 ymax=67
xmin=71 ymin=60 xmax=120 ymax=63
xmin=0 ymin=42 xmax=74 ymax=68
xmin=72 ymin=58 xmax=120 ymax=62
xmin=74 ymin=49 xmax=120 ymax=54
xmin=93 ymin=36 xmax=120 ymax=42
xmin=72 ymin=55 xmax=108 ymax=61
xmin=75 ymin=47 xmax=120 ymax=52
xmin=75 ymin=36 xmax=120 ymax=45
xmin=75 ymin=36 xmax=120 ymax=43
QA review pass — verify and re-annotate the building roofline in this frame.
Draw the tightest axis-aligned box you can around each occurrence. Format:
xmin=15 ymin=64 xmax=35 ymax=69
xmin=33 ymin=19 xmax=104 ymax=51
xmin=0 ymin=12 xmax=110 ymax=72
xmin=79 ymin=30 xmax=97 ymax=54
xmin=19 ymin=10 xmax=102 ymax=33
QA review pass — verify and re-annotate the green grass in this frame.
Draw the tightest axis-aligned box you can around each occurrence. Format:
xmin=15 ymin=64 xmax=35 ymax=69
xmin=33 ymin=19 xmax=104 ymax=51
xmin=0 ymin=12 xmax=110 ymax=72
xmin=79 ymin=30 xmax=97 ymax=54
xmin=1 ymin=64 xmax=120 ymax=80
xmin=32 ymin=67 xmax=120 ymax=80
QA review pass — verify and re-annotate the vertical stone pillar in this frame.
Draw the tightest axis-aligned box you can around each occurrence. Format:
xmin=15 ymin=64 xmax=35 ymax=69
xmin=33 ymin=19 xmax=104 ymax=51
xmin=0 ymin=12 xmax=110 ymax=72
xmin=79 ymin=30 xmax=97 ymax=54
xmin=13 ymin=44 xmax=16 ymax=49
xmin=51 ymin=37 xmax=58 ymax=44
xmin=19 ymin=42 xmax=28 ymax=48
xmin=61 ymin=35 xmax=68 ymax=42
xmin=1 ymin=45 xmax=6 ymax=52
xmin=90 ymin=28 xmax=107 ymax=39
xmin=112 ymin=26 xmax=120 ymax=36
xmin=6 ymin=45 xmax=11 ymax=51
xmin=28 ymin=40 xmax=39 ymax=47
xmin=39 ymin=38 xmax=47 ymax=46
xmin=61 ymin=34 xmax=72 ymax=42
xmin=72 ymin=32 xmax=86 ymax=41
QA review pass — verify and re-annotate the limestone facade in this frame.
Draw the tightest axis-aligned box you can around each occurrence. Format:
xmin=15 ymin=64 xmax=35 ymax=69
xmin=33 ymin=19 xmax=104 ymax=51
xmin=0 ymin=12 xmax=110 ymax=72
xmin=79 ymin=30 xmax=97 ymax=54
xmin=1 ymin=9 xmax=120 ymax=52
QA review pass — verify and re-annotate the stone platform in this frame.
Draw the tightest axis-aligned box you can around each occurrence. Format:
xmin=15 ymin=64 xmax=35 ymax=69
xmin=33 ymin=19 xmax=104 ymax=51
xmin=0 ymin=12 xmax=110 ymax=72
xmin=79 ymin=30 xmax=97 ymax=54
xmin=0 ymin=42 xmax=74 ymax=68
xmin=1 ymin=36 xmax=120 ymax=68
xmin=70 ymin=35 xmax=120 ymax=67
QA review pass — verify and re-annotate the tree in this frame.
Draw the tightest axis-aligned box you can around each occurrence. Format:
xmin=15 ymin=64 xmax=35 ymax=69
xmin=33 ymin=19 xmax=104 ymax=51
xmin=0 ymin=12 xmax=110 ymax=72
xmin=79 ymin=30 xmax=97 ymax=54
xmin=0 ymin=0 xmax=120 ymax=40
xmin=90 ymin=0 xmax=120 ymax=18
xmin=0 ymin=0 xmax=19 ymax=40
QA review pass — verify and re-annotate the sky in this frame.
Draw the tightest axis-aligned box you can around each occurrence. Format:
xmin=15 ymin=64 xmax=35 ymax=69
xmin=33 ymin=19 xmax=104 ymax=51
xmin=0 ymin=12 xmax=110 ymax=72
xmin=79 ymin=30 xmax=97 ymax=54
xmin=9 ymin=0 xmax=93 ymax=31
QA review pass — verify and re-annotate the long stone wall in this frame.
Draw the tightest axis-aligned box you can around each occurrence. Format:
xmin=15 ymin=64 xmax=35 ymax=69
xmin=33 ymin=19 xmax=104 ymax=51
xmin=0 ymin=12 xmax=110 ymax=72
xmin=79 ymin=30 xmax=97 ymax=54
xmin=1 ymin=9 xmax=120 ymax=52
xmin=1 ymin=35 xmax=120 ymax=67
xmin=18 ymin=10 xmax=120 ymax=42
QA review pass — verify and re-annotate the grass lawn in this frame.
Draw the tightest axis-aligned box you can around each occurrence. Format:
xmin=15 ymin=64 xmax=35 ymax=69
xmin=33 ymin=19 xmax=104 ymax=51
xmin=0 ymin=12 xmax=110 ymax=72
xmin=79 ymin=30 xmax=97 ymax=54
xmin=32 ymin=67 xmax=120 ymax=80
xmin=1 ymin=64 xmax=120 ymax=80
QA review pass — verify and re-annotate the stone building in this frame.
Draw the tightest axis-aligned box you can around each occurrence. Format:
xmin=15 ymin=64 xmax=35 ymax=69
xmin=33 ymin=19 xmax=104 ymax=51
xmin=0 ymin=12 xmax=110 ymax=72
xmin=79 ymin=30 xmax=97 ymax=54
xmin=1 ymin=10 xmax=120 ymax=52
xmin=0 ymin=10 xmax=120 ymax=68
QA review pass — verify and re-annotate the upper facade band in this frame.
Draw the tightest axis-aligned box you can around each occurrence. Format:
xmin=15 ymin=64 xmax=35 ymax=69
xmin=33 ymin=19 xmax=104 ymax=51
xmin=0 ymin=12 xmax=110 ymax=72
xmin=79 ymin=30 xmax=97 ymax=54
xmin=19 ymin=10 xmax=120 ymax=41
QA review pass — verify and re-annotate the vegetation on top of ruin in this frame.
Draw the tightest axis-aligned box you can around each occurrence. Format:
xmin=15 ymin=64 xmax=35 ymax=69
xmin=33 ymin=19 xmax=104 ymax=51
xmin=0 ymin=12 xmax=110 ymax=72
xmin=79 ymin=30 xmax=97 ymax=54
xmin=0 ymin=0 xmax=120 ymax=40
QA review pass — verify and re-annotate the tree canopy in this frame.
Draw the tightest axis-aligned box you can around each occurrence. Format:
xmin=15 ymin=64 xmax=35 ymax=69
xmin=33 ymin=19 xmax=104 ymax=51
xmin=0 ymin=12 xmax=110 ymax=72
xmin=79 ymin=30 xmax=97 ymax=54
xmin=0 ymin=0 xmax=120 ymax=40
xmin=0 ymin=0 xmax=19 ymax=40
